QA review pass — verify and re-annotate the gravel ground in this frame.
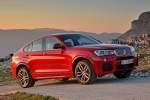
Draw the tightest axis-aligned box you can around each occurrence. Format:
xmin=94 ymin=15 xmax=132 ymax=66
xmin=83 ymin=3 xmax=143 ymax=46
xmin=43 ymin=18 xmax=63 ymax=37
xmin=1 ymin=77 xmax=150 ymax=100
xmin=1 ymin=60 xmax=150 ymax=100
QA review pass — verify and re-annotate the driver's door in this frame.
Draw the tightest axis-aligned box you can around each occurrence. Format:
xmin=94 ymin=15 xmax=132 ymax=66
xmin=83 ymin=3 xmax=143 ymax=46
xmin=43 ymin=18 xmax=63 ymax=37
xmin=43 ymin=37 xmax=69 ymax=77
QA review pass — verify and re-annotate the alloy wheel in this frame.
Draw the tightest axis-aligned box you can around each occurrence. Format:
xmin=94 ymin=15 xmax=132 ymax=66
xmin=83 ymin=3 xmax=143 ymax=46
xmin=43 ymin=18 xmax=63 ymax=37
xmin=18 ymin=68 xmax=29 ymax=87
xmin=76 ymin=62 xmax=91 ymax=83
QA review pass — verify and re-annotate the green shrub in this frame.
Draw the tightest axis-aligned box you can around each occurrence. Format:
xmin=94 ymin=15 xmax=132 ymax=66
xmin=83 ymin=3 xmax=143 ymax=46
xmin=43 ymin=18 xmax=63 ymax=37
xmin=9 ymin=53 xmax=14 ymax=57
xmin=128 ymin=42 xmax=135 ymax=46
xmin=0 ymin=58 xmax=4 ymax=62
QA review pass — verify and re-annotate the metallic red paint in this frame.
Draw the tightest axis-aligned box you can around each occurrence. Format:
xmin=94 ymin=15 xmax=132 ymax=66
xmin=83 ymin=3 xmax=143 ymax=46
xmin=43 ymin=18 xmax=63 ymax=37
xmin=11 ymin=33 xmax=138 ymax=83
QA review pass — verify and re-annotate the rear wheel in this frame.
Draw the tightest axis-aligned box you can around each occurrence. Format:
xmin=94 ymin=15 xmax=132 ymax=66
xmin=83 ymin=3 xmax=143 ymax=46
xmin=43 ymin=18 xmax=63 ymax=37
xmin=113 ymin=70 xmax=132 ymax=79
xmin=75 ymin=60 xmax=96 ymax=85
xmin=17 ymin=67 xmax=35 ymax=88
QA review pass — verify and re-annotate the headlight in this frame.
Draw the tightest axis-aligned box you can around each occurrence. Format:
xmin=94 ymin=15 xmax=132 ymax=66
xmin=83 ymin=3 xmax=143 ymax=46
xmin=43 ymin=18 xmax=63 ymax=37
xmin=94 ymin=50 xmax=115 ymax=56
xmin=130 ymin=46 xmax=135 ymax=52
xmin=130 ymin=46 xmax=137 ymax=57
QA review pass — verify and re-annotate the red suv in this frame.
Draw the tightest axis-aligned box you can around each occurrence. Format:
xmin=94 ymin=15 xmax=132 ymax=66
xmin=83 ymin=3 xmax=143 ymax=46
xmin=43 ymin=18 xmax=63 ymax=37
xmin=11 ymin=33 xmax=138 ymax=88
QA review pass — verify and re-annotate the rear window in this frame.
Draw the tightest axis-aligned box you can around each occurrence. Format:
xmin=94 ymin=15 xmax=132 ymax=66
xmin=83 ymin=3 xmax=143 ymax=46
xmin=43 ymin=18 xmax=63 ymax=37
xmin=23 ymin=46 xmax=28 ymax=52
xmin=32 ymin=39 xmax=43 ymax=52
xmin=23 ymin=39 xmax=43 ymax=52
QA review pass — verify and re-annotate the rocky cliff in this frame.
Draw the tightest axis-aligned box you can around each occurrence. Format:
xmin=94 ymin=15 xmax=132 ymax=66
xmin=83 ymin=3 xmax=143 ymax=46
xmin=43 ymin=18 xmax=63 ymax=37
xmin=118 ymin=11 xmax=150 ymax=40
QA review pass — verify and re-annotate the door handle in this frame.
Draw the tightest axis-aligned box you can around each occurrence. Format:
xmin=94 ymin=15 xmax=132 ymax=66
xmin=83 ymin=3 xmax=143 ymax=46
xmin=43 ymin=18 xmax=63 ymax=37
xmin=43 ymin=53 xmax=48 ymax=56
xmin=26 ymin=54 xmax=29 ymax=56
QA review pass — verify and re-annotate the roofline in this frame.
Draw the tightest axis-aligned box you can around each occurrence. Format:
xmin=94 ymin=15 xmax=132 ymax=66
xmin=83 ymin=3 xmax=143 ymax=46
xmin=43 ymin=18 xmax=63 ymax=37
xmin=50 ymin=33 xmax=82 ymax=36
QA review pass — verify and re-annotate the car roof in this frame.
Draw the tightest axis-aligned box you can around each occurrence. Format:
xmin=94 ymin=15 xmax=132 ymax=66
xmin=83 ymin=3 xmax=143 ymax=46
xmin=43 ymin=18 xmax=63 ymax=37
xmin=50 ymin=33 xmax=82 ymax=36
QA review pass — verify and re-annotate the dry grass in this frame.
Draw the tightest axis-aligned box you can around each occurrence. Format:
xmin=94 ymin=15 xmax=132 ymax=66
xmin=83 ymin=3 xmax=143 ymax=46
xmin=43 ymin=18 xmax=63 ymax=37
xmin=0 ymin=92 xmax=58 ymax=100
xmin=0 ymin=71 xmax=12 ymax=78
xmin=135 ymin=46 xmax=150 ymax=72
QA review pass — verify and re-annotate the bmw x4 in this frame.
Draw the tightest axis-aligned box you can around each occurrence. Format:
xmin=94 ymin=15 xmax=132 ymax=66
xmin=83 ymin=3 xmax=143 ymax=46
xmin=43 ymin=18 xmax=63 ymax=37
xmin=11 ymin=33 xmax=138 ymax=88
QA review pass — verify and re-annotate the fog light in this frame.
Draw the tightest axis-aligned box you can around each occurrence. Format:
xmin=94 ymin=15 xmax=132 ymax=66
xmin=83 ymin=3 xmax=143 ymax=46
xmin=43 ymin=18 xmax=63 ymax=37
xmin=104 ymin=58 xmax=107 ymax=62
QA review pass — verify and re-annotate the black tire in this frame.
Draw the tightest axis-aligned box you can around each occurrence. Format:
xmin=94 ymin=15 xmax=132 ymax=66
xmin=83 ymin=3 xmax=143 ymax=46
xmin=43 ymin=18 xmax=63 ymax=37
xmin=75 ymin=60 xmax=97 ymax=85
xmin=57 ymin=78 xmax=69 ymax=81
xmin=17 ymin=67 xmax=35 ymax=88
xmin=113 ymin=70 xmax=132 ymax=79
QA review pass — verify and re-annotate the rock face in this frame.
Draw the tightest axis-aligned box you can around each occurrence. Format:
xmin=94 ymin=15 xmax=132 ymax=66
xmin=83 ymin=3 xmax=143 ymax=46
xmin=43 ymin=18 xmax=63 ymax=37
xmin=118 ymin=11 xmax=150 ymax=40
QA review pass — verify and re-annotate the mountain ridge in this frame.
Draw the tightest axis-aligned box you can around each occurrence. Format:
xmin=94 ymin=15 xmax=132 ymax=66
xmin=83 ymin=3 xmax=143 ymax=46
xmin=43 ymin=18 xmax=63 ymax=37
xmin=0 ymin=28 xmax=121 ymax=57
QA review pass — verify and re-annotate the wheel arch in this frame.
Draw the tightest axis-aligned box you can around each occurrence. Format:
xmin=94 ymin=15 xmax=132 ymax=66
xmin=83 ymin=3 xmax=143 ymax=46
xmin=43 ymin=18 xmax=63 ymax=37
xmin=16 ymin=63 xmax=30 ymax=78
xmin=72 ymin=56 xmax=95 ymax=77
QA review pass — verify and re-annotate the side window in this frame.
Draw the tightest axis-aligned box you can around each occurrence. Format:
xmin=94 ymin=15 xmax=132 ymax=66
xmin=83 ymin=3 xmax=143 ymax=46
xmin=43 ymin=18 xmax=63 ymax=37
xmin=46 ymin=38 xmax=60 ymax=50
xmin=64 ymin=39 xmax=74 ymax=46
xmin=28 ymin=43 xmax=32 ymax=52
xmin=24 ymin=46 xmax=28 ymax=52
xmin=78 ymin=36 xmax=93 ymax=45
xmin=23 ymin=43 xmax=32 ymax=52
xmin=32 ymin=39 xmax=43 ymax=52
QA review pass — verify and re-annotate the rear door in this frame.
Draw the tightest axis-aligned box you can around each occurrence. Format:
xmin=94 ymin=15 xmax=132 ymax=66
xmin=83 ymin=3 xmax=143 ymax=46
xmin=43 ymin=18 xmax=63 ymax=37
xmin=25 ymin=38 xmax=44 ymax=79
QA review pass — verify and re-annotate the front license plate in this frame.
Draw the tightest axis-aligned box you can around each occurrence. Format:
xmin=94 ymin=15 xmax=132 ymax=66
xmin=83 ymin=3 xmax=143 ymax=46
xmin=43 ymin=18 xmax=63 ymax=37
xmin=121 ymin=59 xmax=133 ymax=65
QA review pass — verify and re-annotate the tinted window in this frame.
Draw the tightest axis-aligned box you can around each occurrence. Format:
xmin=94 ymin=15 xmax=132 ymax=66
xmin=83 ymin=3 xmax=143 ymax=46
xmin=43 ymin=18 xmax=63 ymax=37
xmin=23 ymin=43 xmax=32 ymax=52
xmin=64 ymin=39 xmax=74 ymax=46
xmin=78 ymin=36 xmax=95 ymax=45
xmin=24 ymin=46 xmax=28 ymax=52
xmin=32 ymin=39 xmax=43 ymax=52
xmin=28 ymin=43 xmax=32 ymax=52
xmin=46 ymin=38 xmax=60 ymax=50
xmin=58 ymin=34 xmax=101 ymax=46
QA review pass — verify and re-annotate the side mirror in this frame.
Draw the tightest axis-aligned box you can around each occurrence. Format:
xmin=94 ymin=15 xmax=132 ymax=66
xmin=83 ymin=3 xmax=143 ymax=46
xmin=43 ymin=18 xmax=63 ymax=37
xmin=53 ymin=43 xmax=65 ymax=49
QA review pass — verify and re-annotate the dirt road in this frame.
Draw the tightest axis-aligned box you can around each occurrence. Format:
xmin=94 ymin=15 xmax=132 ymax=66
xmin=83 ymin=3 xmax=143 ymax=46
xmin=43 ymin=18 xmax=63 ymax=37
xmin=0 ymin=77 xmax=150 ymax=100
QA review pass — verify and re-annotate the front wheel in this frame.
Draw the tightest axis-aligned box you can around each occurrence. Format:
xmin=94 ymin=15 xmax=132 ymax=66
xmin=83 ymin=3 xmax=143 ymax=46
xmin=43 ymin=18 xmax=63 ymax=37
xmin=75 ymin=60 xmax=96 ymax=85
xmin=113 ymin=70 xmax=132 ymax=79
xmin=17 ymin=67 xmax=35 ymax=88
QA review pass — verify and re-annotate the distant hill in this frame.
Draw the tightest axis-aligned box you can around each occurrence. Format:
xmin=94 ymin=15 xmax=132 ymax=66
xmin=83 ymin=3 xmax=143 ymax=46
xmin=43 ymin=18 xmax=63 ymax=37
xmin=0 ymin=28 xmax=121 ymax=57
xmin=118 ymin=11 xmax=150 ymax=40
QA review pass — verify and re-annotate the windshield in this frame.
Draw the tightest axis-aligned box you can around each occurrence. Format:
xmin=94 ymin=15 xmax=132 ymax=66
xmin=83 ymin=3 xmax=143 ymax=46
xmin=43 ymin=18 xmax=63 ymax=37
xmin=58 ymin=34 xmax=101 ymax=47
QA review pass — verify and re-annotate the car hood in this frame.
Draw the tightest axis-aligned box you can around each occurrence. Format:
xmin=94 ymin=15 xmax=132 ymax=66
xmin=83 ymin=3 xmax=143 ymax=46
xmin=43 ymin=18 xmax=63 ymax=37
xmin=73 ymin=44 xmax=130 ymax=50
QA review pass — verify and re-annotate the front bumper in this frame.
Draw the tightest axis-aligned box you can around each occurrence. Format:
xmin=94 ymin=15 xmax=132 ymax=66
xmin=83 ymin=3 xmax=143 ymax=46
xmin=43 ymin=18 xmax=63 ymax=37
xmin=92 ymin=55 xmax=138 ymax=76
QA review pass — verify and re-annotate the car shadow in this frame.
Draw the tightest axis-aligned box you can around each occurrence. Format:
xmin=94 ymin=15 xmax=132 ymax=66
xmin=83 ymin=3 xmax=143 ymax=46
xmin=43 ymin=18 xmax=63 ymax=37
xmin=95 ymin=76 xmax=150 ymax=85
xmin=34 ymin=76 xmax=150 ymax=87
xmin=34 ymin=79 xmax=78 ymax=87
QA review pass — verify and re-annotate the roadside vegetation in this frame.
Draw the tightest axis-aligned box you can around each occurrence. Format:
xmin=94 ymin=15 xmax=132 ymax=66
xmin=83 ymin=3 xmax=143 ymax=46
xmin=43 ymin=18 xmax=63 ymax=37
xmin=0 ymin=56 xmax=15 ymax=86
xmin=0 ymin=70 xmax=15 ymax=86
xmin=135 ymin=46 xmax=150 ymax=72
xmin=0 ymin=70 xmax=12 ymax=78
xmin=0 ymin=92 xmax=58 ymax=100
